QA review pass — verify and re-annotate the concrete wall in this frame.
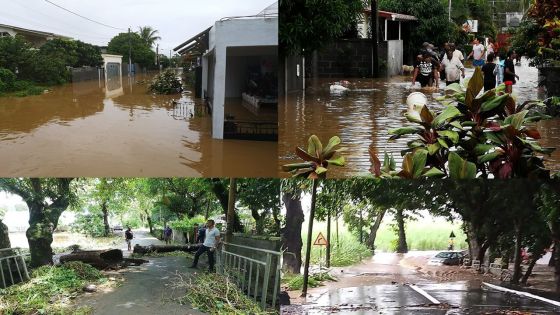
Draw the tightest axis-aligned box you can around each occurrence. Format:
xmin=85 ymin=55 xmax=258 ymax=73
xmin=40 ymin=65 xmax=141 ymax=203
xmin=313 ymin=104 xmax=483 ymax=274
xmin=313 ymin=39 xmax=388 ymax=78
xmin=207 ymin=17 xmax=278 ymax=139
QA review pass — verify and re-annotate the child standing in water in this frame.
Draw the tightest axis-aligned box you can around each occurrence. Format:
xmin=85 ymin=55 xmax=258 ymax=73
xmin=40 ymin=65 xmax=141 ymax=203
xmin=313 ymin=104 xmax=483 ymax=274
xmin=504 ymin=50 xmax=520 ymax=94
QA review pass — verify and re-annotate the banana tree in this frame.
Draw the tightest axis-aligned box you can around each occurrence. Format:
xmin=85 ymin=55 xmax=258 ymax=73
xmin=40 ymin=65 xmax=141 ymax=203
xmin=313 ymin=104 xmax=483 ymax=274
xmin=282 ymin=135 xmax=345 ymax=297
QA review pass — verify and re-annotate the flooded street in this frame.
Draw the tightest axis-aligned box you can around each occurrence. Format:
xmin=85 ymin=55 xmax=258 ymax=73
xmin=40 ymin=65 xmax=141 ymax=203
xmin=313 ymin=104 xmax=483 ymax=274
xmin=0 ymin=74 xmax=277 ymax=177
xmin=279 ymin=59 xmax=558 ymax=177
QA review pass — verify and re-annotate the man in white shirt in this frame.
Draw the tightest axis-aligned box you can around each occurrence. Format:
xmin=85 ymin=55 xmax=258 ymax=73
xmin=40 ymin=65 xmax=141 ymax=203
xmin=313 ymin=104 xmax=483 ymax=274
xmin=467 ymin=38 xmax=486 ymax=67
xmin=441 ymin=50 xmax=465 ymax=85
xmin=190 ymin=219 xmax=221 ymax=272
xmin=450 ymin=43 xmax=464 ymax=63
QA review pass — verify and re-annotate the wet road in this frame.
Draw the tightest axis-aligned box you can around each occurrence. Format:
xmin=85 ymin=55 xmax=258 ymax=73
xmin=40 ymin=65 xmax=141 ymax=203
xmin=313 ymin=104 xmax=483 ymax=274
xmin=283 ymin=281 xmax=560 ymax=314
xmin=0 ymin=73 xmax=277 ymax=177
xmin=279 ymin=59 xmax=558 ymax=177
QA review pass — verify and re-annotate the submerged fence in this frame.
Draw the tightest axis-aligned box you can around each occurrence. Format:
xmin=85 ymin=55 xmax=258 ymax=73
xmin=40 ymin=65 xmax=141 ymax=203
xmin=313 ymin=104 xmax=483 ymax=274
xmin=216 ymin=242 xmax=281 ymax=308
xmin=0 ymin=247 xmax=30 ymax=288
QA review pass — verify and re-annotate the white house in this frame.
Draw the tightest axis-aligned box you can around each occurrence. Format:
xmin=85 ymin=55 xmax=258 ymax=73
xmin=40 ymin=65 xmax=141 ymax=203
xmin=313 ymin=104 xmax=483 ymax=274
xmin=174 ymin=2 xmax=278 ymax=140
xmin=0 ymin=24 xmax=69 ymax=47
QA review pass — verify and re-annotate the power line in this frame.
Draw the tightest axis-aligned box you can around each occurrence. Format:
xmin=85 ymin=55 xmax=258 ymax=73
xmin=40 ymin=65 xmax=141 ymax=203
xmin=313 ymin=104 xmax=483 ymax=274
xmin=43 ymin=0 xmax=127 ymax=31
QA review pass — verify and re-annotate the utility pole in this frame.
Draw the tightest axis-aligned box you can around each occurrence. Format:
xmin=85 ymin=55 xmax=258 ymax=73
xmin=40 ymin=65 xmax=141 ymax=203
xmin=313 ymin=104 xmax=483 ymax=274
xmin=371 ymin=0 xmax=379 ymax=78
xmin=448 ymin=0 xmax=452 ymax=22
xmin=128 ymin=27 xmax=132 ymax=76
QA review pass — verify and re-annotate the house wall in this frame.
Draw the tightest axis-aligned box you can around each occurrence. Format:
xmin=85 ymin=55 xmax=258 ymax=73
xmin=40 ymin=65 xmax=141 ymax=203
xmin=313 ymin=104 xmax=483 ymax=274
xmin=313 ymin=39 xmax=388 ymax=78
xmin=208 ymin=17 xmax=278 ymax=139
xmin=0 ymin=26 xmax=50 ymax=47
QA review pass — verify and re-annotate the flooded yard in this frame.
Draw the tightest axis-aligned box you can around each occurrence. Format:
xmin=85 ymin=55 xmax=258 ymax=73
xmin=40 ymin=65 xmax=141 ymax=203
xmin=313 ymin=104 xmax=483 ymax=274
xmin=279 ymin=59 xmax=559 ymax=177
xmin=0 ymin=73 xmax=277 ymax=177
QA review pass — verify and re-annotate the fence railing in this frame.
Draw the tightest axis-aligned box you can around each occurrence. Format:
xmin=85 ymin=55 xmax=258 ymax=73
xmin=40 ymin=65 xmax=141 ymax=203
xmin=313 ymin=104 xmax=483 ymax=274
xmin=216 ymin=242 xmax=281 ymax=309
xmin=0 ymin=247 xmax=30 ymax=289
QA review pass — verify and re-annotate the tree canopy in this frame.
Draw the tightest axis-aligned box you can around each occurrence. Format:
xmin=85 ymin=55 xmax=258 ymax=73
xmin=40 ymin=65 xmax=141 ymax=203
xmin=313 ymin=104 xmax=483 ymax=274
xmin=107 ymin=32 xmax=156 ymax=68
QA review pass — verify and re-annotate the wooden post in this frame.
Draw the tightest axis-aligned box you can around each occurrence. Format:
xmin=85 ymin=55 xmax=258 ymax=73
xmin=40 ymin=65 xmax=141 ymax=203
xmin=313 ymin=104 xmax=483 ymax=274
xmin=301 ymin=179 xmax=319 ymax=297
xmin=226 ymin=178 xmax=237 ymax=242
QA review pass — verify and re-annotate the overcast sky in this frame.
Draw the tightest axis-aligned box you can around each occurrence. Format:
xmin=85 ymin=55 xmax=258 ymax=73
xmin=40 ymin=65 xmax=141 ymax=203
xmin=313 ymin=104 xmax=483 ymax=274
xmin=1 ymin=0 xmax=273 ymax=53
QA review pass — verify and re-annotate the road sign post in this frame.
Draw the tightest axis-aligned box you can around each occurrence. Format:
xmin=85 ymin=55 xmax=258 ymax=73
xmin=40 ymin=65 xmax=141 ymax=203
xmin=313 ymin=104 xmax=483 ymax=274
xmin=314 ymin=232 xmax=328 ymax=269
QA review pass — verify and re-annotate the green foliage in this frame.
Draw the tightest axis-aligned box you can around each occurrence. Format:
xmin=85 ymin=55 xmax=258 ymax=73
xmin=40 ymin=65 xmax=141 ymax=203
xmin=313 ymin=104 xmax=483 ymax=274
xmin=71 ymin=212 xmax=105 ymax=237
xmin=280 ymin=0 xmax=364 ymax=55
xmin=137 ymin=26 xmax=161 ymax=48
xmin=0 ymin=67 xmax=15 ymax=92
xmin=283 ymin=272 xmax=337 ymax=291
xmin=372 ymin=68 xmax=554 ymax=179
xmin=74 ymin=40 xmax=103 ymax=67
xmin=0 ymin=262 xmax=104 ymax=314
xmin=169 ymin=215 xmax=206 ymax=231
xmin=380 ymin=0 xmax=455 ymax=48
xmin=0 ymin=35 xmax=34 ymax=75
xmin=148 ymin=69 xmax=182 ymax=94
xmin=303 ymin=226 xmax=372 ymax=267
xmin=181 ymin=272 xmax=275 ymax=315
xmin=283 ymin=135 xmax=345 ymax=179
xmin=107 ymin=32 xmax=156 ymax=68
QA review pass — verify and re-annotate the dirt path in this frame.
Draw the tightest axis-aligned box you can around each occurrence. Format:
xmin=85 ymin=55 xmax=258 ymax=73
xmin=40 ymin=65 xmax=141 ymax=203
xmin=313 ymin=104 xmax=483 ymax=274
xmin=78 ymin=231 xmax=206 ymax=315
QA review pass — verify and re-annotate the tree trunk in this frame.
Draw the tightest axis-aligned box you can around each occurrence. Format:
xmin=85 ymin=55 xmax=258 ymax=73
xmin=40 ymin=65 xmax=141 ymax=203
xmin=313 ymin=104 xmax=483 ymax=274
xmin=226 ymin=178 xmax=237 ymax=242
xmin=26 ymin=200 xmax=68 ymax=267
xmin=102 ymin=201 xmax=110 ymax=237
xmin=0 ymin=220 xmax=10 ymax=249
xmin=60 ymin=249 xmax=123 ymax=269
xmin=326 ymin=208 xmax=331 ymax=268
xmin=210 ymin=178 xmax=242 ymax=232
xmin=302 ymin=179 xmax=318 ymax=297
xmin=521 ymin=257 xmax=538 ymax=285
xmin=511 ymin=224 xmax=523 ymax=284
xmin=463 ymin=221 xmax=487 ymax=262
xmin=281 ymin=192 xmax=304 ymax=274
xmin=252 ymin=209 xmax=265 ymax=235
xmin=133 ymin=244 xmax=199 ymax=255
xmin=549 ymin=248 xmax=555 ymax=267
xmin=311 ymin=50 xmax=318 ymax=92
xmin=553 ymin=238 xmax=560 ymax=293
xmin=146 ymin=215 xmax=153 ymax=234
xmin=367 ymin=208 xmax=387 ymax=251
xmin=359 ymin=208 xmax=363 ymax=244
xmin=371 ymin=0 xmax=379 ymax=77
xmin=395 ymin=208 xmax=408 ymax=253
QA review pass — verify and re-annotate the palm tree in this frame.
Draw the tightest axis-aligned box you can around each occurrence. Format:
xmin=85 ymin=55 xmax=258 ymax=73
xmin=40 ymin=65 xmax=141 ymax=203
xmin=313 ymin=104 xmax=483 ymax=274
xmin=137 ymin=26 xmax=161 ymax=47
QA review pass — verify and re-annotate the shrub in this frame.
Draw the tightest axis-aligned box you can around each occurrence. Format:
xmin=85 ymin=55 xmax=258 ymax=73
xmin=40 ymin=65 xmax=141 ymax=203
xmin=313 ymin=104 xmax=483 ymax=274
xmin=0 ymin=67 xmax=15 ymax=92
xmin=148 ymin=69 xmax=182 ymax=94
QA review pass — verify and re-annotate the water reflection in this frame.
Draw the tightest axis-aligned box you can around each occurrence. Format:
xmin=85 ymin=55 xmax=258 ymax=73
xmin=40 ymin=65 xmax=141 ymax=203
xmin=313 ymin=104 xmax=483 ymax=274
xmin=279 ymin=59 xmax=559 ymax=177
xmin=0 ymin=73 xmax=276 ymax=177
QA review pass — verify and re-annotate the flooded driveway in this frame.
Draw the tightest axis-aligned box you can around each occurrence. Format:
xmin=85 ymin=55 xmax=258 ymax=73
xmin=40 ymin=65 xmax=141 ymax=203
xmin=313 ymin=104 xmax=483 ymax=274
xmin=0 ymin=74 xmax=277 ymax=177
xmin=279 ymin=59 xmax=558 ymax=177
xmin=282 ymin=281 xmax=560 ymax=314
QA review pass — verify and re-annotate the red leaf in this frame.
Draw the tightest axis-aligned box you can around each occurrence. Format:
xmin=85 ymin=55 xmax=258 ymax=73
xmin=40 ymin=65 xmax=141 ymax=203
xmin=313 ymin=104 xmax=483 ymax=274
xmin=369 ymin=147 xmax=381 ymax=176
xmin=486 ymin=122 xmax=501 ymax=131
xmin=498 ymin=162 xmax=513 ymax=179
xmin=524 ymin=128 xmax=541 ymax=139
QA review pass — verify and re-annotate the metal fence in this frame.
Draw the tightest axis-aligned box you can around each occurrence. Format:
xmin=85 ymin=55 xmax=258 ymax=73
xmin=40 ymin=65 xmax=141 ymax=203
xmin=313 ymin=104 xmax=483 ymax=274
xmin=223 ymin=120 xmax=278 ymax=141
xmin=216 ymin=242 xmax=281 ymax=309
xmin=0 ymin=247 xmax=30 ymax=288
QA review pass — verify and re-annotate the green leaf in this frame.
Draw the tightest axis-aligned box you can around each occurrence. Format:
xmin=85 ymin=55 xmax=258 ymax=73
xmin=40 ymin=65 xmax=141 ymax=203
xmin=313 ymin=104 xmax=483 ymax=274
xmin=405 ymin=112 xmax=423 ymax=124
xmin=388 ymin=126 xmax=423 ymax=137
xmin=282 ymin=162 xmax=315 ymax=172
xmin=326 ymin=155 xmax=345 ymax=166
xmin=432 ymin=106 xmax=462 ymax=127
xmin=427 ymin=143 xmax=441 ymax=155
xmin=473 ymin=144 xmax=495 ymax=155
xmin=423 ymin=167 xmax=445 ymax=177
xmin=412 ymin=149 xmax=428 ymax=178
xmin=477 ymin=151 xmax=503 ymax=163
xmin=437 ymin=138 xmax=449 ymax=148
xmin=485 ymin=132 xmax=505 ymax=145
xmin=307 ymin=135 xmax=323 ymax=157
xmin=450 ymin=121 xmax=464 ymax=130
xmin=504 ymin=110 xmax=528 ymax=130
xmin=480 ymin=94 xmax=509 ymax=112
xmin=315 ymin=166 xmax=328 ymax=174
xmin=437 ymin=130 xmax=459 ymax=144
xmin=466 ymin=67 xmax=483 ymax=108
xmin=445 ymin=83 xmax=463 ymax=95
xmin=323 ymin=136 xmax=341 ymax=156
xmin=448 ymin=152 xmax=477 ymax=179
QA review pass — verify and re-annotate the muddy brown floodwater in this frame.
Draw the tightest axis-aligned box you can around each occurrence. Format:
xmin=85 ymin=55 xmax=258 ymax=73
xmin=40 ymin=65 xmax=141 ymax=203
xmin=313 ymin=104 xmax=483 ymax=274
xmin=0 ymin=73 xmax=277 ymax=177
xmin=279 ymin=59 xmax=559 ymax=177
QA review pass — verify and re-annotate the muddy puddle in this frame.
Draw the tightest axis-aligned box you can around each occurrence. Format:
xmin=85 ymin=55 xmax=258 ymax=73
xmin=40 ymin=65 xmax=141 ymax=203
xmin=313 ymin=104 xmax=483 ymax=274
xmin=279 ymin=59 xmax=558 ymax=177
xmin=0 ymin=73 xmax=277 ymax=177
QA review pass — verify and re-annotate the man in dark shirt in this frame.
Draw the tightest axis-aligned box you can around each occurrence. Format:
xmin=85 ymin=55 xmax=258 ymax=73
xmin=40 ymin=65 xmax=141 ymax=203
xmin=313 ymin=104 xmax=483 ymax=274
xmin=481 ymin=53 xmax=497 ymax=92
xmin=504 ymin=50 xmax=520 ymax=94
xmin=412 ymin=52 xmax=438 ymax=88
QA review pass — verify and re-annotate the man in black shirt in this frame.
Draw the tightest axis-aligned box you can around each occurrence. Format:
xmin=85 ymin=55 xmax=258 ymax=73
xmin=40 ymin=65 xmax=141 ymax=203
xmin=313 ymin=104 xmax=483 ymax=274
xmin=412 ymin=52 xmax=438 ymax=88
xmin=481 ymin=53 xmax=497 ymax=92
xmin=504 ymin=50 xmax=520 ymax=94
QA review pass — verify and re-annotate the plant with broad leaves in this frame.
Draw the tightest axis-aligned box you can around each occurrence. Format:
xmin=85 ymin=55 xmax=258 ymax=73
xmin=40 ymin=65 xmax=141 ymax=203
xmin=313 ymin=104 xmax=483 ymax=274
xmin=283 ymin=135 xmax=345 ymax=179
xmin=371 ymin=67 xmax=554 ymax=179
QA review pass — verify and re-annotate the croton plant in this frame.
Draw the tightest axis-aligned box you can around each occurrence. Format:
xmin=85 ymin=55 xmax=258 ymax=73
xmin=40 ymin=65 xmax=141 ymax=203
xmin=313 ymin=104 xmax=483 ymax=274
xmin=371 ymin=67 xmax=555 ymax=179
xmin=283 ymin=135 xmax=345 ymax=179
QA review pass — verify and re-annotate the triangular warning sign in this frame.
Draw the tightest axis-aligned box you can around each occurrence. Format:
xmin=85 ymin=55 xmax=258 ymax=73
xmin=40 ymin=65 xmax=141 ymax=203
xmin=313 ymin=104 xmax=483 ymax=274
xmin=313 ymin=232 xmax=328 ymax=246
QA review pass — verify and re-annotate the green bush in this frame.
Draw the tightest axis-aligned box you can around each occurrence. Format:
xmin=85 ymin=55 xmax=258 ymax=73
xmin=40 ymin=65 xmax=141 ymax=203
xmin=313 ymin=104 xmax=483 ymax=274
xmin=148 ymin=69 xmax=182 ymax=94
xmin=0 ymin=67 xmax=15 ymax=92
xmin=71 ymin=213 xmax=105 ymax=237
xmin=283 ymin=272 xmax=337 ymax=291
xmin=304 ymin=230 xmax=372 ymax=267
xmin=0 ymin=262 xmax=104 ymax=314
xmin=169 ymin=215 xmax=206 ymax=231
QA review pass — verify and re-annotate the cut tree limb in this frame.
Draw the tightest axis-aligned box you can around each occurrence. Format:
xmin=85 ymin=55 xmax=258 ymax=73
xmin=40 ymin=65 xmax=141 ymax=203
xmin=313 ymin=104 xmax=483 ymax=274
xmin=60 ymin=249 xmax=124 ymax=269
xmin=133 ymin=244 xmax=200 ymax=255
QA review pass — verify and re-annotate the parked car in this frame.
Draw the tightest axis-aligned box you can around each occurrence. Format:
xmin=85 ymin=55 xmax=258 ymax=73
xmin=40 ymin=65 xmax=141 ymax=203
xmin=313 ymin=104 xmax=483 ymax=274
xmin=427 ymin=251 xmax=466 ymax=266
xmin=113 ymin=225 xmax=123 ymax=232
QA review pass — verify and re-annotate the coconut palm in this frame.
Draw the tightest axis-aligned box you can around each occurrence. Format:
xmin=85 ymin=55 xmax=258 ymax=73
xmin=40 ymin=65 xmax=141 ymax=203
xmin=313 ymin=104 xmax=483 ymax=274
xmin=137 ymin=26 xmax=161 ymax=47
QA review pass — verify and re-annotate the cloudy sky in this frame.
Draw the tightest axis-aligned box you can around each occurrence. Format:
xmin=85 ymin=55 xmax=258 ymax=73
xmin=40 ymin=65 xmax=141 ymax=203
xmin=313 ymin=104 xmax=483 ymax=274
xmin=1 ymin=0 xmax=273 ymax=53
